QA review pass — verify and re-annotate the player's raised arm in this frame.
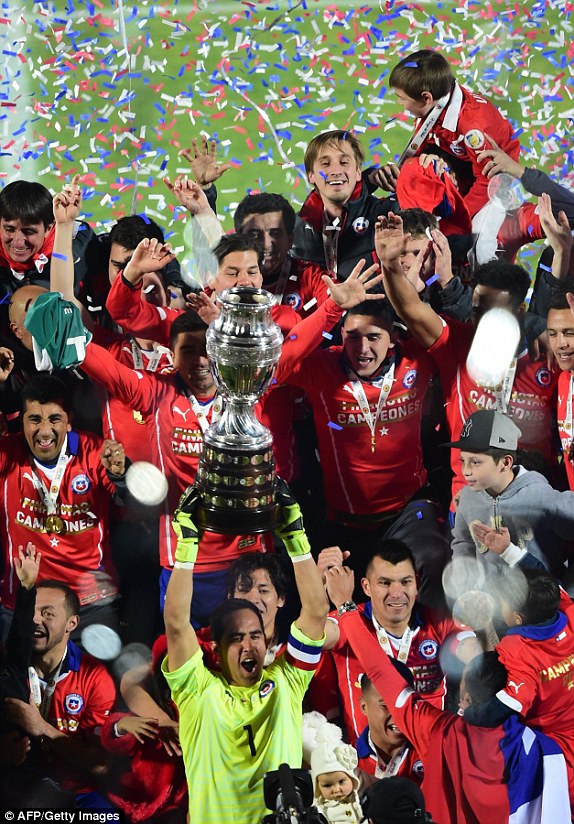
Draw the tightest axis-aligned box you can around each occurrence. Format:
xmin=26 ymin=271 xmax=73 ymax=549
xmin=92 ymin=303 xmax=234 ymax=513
xmin=163 ymin=486 xmax=201 ymax=671
xmin=375 ymin=216 xmax=443 ymax=349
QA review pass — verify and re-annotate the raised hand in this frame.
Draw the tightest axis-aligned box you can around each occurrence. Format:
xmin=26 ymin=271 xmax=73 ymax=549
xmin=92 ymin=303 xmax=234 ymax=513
xmin=164 ymin=175 xmax=213 ymax=216
xmin=116 ymin=715 xmax=160 ymax=743
xmin=186 ymin=290 xmax=221 ymax=324
xmin=477 ymin=134 xmax=524 ymax=180
xmin=537 ymin=193 xmax=573 ymax=266
xmin=123 ymin=237 xmax=176 ymax=284
xmin=368 ymin=163 xmax=400 ymax=192
xmin=324 ymin=565 xmax=355 ymax=608
xmin=101 ymin=439 xmax=126 ymax=476
xmin=14 ymin=542 xmax=41 ymax=590
xmin=316 ymin=546 xmax=351 ymax=584
xmin=374 ymin=215 xmax=411 ymax=271
xmin=469 ymin=521 xmax=511 ymax=555
xmin=53 ymin=174 xmax=82 ymax=224
xmin=323 ymin=259 xmax=384 ymax=309
xmin=180 ymin=136 xmax=233 ymax=187
xmin=431 ymin=228 xmax=453 ymax=286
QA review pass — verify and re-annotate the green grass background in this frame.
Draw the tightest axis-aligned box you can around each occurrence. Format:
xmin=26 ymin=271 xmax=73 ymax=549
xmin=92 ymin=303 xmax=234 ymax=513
xmin=1 ymin=0 xmax=573 ymax=271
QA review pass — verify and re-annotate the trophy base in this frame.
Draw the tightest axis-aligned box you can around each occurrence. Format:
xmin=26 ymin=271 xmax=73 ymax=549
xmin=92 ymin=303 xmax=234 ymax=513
xmin=196 ymin=500 xmax=281 ymax=535
xmin=195 ymin=443 xmax=280 ymax=535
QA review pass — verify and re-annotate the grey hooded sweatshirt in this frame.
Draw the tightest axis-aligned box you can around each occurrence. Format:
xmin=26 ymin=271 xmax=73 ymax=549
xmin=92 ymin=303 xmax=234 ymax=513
xmin=451 ymin=467 xmax=574 ymax=576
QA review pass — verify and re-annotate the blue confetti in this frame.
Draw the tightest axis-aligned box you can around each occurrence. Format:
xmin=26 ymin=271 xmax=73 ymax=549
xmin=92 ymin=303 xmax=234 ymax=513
xmin=328 ymin=422 xmax=343 ymax=430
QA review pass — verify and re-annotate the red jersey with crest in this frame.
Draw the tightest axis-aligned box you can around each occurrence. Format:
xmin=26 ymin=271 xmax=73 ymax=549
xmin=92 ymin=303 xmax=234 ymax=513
xmin=327 ymin=601 xmax=460 ymax=744
xmin=412 ymin=82 xmax=520 ymax=217
xmin=495 ymin=595 xmax=574 ymax=801
xmin=34 ymin=639 xmax=116 ymax=794
xmin=428 ymin=318 xmax=557 ymax=501
xmin=0 ymin=431 xmax=117 ymax=610
xmin=556 ymin=370 xmax=574 ymax=490
xmin=283 ymin=341 xmax=433 ymax=515
xmin=356 ymin=729 xmax=424 ymax=786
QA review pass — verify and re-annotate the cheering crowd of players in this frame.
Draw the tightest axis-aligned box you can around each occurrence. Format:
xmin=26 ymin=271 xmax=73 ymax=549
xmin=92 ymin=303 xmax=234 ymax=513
xmin=1 ymin=48 xmax=574 ymax=823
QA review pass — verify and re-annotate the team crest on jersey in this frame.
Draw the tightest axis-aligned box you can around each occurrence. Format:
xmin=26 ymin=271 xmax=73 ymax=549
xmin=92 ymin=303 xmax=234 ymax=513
xmin=259 ymin=679 xmax=275 ymax=698
xmin=412 ymin=760 xmax=425 ymax=780
xmin=71 ymin=474 xmax=91 ymax=494
xmin=65 ymin=693 xmax=84 ymax=714
xmin=535 ymin=366 xmax=552 ymax=387
xmin=352 ymin=217 xmax=369 ymax=235
xmin=419 ymin=639 xmax=438 ymax=659
xmin=403 ymin=369 xmax=418 ymax=389
xmin=464 ymin=129 xmax=485 ymax=150
xmin=285 ymin=291 xmax=302 ymax=310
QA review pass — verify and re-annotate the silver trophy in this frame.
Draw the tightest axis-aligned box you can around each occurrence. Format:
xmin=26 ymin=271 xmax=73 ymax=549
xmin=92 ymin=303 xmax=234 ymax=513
xmin=195 ymin=286 xmax=283 ymax=534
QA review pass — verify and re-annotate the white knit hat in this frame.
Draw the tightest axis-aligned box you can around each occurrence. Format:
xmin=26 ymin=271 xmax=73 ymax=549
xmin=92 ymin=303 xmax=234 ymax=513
xmin=310 ymin=722 xmax=360 ymax=802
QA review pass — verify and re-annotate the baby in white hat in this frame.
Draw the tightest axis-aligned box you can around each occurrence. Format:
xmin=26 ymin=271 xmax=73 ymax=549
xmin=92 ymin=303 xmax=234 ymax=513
xmin=310 ymin=722 xmax=363 ymax=823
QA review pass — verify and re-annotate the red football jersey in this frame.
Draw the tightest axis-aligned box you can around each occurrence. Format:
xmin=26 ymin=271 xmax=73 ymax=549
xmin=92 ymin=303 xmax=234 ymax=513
xmin=284 ymin=342 xmax=433 ymax=515
xmin=0 ymin=431 xmax=117 ymax=609
xmin=496 ymin=601 xmax=574 ymax=799
xmin=102 ymin=335 xmax=173 ymax=467
xmin=356 ymin=733 xmax=424 ymax=786
xmin=413 ymin=83 xmax=520 ymax=217
xmin=35 ymin=639 xmax=116 ymax=794
xmin=428 ymin=318 xmax=558 ymax=502
xmin=328 ymin=601 xmax=460 ymax=744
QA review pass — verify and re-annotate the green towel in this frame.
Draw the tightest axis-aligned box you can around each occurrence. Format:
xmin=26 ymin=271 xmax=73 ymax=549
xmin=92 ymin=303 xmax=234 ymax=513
xmin=24 ymin=291 xmax=92 ymax=371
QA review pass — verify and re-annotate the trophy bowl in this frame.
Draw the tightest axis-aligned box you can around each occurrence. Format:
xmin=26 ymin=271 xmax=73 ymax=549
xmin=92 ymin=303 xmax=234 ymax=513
xmin=195 ymin=287 xmax=283 ymax=534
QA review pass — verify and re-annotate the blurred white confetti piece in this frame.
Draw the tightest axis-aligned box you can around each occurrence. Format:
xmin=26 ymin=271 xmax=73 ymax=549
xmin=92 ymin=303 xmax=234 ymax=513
xmin=442 ymin=556 xmax=487 ymax=606
xmin=126 ymin=461 xmax=169 ymax=507
xmin=466 ymin=307 xmax=520 ymax=388
xmin=452 ymin=589 xmax=496 ymax=631
xmin=82 ymin=623 xmax=122 ymax=661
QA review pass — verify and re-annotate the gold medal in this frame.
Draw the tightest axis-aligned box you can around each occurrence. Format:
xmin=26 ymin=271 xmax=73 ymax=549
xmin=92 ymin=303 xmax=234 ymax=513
xmin=46 ymin=514 xmax=65 ymax=534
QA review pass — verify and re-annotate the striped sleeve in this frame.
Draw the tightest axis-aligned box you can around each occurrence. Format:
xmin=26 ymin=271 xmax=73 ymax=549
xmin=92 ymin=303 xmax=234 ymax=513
xmin=285 ymin=622 xmax=324 ymax=671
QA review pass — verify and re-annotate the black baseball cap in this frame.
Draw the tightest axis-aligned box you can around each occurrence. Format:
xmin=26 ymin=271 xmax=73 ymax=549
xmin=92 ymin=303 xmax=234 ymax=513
xmin=442 ymin=409 xmax=522 ymax=452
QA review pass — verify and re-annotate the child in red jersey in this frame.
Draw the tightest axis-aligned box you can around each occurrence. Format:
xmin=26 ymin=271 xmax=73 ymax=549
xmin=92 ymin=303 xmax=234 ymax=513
xmin=465 ymin=568 xmax=574 ymax=807
xmin=386 ymin=49 xmax=520 ymax=220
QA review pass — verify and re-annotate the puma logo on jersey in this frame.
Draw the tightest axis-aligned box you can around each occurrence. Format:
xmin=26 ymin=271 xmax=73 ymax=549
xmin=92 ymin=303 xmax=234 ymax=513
xmin=23 ymin=472 xmax=36 ymax=484
xmin=173 ymin=405 xmax=191 ymax=421
xmin=508 ymin=680 xmax=524 ymax=694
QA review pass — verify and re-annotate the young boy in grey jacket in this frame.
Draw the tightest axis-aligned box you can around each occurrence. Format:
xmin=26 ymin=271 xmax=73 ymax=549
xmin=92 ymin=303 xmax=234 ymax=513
xmin=449 ymin=409 xmax=573 ymax=578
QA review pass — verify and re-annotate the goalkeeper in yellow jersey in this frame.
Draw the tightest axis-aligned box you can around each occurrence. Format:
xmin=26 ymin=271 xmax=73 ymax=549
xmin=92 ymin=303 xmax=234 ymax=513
xmin=162 ymin=480 xmax=329 ymax=824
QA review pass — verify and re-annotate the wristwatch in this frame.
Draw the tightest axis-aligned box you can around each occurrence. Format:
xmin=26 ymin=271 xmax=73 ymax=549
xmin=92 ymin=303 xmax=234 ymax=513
xmin=337 ymin=600 xmax=358 ymax=617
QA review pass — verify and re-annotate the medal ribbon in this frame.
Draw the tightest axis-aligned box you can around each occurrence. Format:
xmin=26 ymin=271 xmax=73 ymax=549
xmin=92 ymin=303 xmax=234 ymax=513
xmin=346 ymin=362 xmax=396 ymax=452
xmin=566 ymin=373 xmax=573 ymax=459
xmin=130 ymin=339 xmax=172 ymax=373
xmin=397 ymin=91 xmax=452 ymax=167
xmin=369 ymin=731 xmax=409 ymax=778
xmin=322 ymin=213 xmax=340 ymax=276
xmin=372 ymin=613 xmax=414 ymax=664
xmin=30 ymin=436 xmax=71 ymax=518
xmin=188 ymin=393 xmax=223 ymax=435
xmin=491 ymin=357 xmax=517 ymax=413
xmin=33 ymin=653 xmax=67 ymax=719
